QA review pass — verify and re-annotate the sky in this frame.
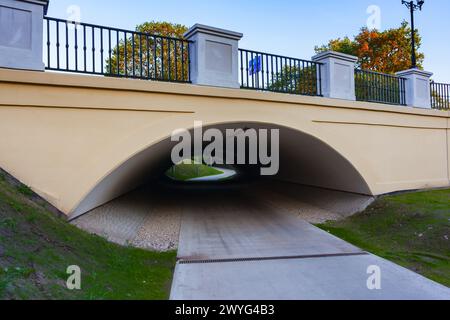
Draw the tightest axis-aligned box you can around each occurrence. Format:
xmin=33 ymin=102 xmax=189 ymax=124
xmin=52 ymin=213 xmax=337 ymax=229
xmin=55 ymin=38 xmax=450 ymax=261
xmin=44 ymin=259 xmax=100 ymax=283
xmin=47 ymin=0 xmax=450 ymax=82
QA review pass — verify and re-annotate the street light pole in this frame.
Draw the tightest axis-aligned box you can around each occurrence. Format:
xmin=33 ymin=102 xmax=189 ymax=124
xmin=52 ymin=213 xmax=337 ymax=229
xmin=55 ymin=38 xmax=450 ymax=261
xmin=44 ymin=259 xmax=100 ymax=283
xmin=402 ymin=0 xmax=425 ymax=69
xmin=409 ymin=2 xmax=416 ymax=68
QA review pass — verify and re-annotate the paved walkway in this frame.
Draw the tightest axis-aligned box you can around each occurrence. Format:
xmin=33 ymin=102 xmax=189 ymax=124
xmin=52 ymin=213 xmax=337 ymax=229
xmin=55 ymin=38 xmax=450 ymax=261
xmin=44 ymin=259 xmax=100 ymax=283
xmin=171 ymin=190 xmax=450 ymax=300
xmin=188 ymin=168 xmax=236 ymax=182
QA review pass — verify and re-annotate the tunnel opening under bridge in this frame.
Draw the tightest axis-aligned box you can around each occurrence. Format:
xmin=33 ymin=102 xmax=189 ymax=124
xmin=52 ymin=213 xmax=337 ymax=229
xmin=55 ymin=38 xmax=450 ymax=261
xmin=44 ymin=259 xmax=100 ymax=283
xmin=70 ymin=122 xmax=372 ymax=220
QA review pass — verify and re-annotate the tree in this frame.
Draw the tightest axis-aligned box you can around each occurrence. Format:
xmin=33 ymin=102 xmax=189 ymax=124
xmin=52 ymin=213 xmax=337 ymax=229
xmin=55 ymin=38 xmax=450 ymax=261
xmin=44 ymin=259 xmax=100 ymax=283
xmin=106 ymin=21 xmax=189 ymax=81
xmin=268 ymin=65 xmax=319 ymax=96
xmin=315 ymin=21 xmax=424 ymax=74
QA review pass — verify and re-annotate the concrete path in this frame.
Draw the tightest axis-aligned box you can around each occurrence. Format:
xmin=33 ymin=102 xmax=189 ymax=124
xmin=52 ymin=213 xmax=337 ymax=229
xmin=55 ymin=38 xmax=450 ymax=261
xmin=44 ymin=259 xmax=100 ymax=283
xmin=171 ymin=190 xmax=450 ymax=300
xmin=171 ymin=254 xmax=450 ymax=300
xmin=176 ymin=192 xmax=363 ymax=261
xmin=188 ymin=168 xmax=236 ymax=182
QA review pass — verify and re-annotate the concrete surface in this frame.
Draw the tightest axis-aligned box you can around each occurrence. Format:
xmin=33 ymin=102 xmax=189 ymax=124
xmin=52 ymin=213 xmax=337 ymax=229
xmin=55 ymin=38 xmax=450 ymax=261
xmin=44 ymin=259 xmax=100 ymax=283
xmin=0 ymin=0 xmax=46 ymax=71
xmin=397 ymin=68 xmax=434 ymax=109
xmin=184 ymin=24 xmax=243 ymax=88
xmin=170 ymin=181 xmax=450 ymax=300
xmin=177 ymin=189 xmax=363 ymax=261
xmin=312 ymin=51 xmax=358 ymax=100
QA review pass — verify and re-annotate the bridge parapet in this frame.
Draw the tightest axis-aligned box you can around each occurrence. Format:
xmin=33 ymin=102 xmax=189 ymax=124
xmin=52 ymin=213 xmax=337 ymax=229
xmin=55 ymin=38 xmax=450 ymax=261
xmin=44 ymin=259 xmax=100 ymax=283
xmin=0 ymin=0 xmax=48 ymax=71
xmin=184 ymin=24 xmax=243 ymax=89
xmin=0 ymin=0 xmax=445 ymax=110
xmin=312 ymin=51 xmax=358 ymax=101
xmin=397 ymin=68 xmax=434 ymax=109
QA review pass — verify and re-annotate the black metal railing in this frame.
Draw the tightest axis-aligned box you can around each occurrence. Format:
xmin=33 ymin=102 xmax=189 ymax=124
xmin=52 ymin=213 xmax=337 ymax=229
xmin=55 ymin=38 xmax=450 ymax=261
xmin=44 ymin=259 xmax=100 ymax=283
xmin=239 ymin=49 xmax=322 ymax=96
xmin=43 ymin=17 xmax=191 ymax=82
xmin=430 ymin=82 xmax=450 ymax=110
xmin=355 ymin=69 xmax=407 ymax=106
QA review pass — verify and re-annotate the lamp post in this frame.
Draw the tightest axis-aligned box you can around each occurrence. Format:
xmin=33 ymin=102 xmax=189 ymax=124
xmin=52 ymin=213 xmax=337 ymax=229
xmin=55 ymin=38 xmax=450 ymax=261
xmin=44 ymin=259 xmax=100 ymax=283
xmin=402 ymin=0 xmax=424 ymax=69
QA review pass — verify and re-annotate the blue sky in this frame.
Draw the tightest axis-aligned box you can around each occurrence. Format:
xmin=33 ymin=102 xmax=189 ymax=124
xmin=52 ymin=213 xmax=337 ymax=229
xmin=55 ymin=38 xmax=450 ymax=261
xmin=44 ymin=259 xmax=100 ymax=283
xmin=47 ymin=0 xmax=450 ymax=82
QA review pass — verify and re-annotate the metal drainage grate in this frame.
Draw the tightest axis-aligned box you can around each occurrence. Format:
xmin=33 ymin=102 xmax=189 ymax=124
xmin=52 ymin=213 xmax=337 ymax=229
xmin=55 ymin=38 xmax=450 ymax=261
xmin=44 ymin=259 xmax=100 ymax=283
xmin=178 ymin=252 xmax=369 ymax=265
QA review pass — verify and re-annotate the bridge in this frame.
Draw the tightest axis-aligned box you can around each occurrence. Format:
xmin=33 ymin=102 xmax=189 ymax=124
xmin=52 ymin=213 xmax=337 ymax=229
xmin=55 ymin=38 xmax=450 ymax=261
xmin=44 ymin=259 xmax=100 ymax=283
xmin=3 ymin=0 xmax=450 ymax=301
xmin=0 ymin=67 xmax=449 ymax=219
xmin=0 ymin=0 xmax=449 ymax=221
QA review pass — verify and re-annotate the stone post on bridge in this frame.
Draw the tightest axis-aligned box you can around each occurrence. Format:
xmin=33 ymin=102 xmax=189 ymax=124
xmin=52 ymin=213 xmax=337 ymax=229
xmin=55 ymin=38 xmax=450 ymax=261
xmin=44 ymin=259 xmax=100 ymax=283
xmin=396 ymin=68 xmax=433 ymax=109
xmin=184 ymin=24 xmax=243 ymax=89
xmin=311 ymin=51 xmax=359 ymax=101
xmin=0 ymin=0 xmax=48 ymax=71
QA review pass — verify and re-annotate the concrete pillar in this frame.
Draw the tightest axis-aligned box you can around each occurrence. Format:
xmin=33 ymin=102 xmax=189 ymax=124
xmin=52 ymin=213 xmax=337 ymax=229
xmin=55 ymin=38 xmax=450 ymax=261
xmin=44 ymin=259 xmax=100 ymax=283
xmin=0 ymin=0 xmax=48 ymax=71
xmin=184 ymin=24 xmax=243 ymax=89
xmin=396 ymin=68 xmax=433 ymax=109
xmin=312 ymin=51 xmax=358 ymax=101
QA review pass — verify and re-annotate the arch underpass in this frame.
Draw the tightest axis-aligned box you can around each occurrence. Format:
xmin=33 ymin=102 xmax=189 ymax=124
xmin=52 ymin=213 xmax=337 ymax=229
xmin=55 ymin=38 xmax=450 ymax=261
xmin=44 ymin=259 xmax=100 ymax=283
xmin=0 ymin=68 xmax=449 ymax=221
xmin=71 ymin=122 xmax=372 ymax=219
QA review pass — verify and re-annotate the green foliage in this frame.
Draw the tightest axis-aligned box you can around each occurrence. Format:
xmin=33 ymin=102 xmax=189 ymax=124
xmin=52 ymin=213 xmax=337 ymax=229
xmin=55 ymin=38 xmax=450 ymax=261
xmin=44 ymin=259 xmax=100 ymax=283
xmin=166 ymin=163 xmax=223 ymax=181
xmin=0 ymin=217 xmax=18 ymax=231
xmin=17 ymin=185 xmax=33 ymax=197
xmin=268 ymin=65 xmax=319 ymax=95
xmin=315 ymin=36 xmax=357 ymax=56
xmin=105 ymin=21 xmax=188 ymax=80
xmin=0 ymin=174 xmax=176 ymax=300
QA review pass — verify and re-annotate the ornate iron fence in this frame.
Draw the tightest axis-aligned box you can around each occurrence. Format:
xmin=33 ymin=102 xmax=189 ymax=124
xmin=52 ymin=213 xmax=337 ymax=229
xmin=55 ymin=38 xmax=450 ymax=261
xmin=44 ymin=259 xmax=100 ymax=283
xmin=430 ymin=81 xmax=450 ymax=110
xmin=238 ymin=49 xmax=322 ymax=96
xmin=44 ymin=16 xmax=191 ymax=83
xmin=355 ymin=69 xmax=407 ymax=106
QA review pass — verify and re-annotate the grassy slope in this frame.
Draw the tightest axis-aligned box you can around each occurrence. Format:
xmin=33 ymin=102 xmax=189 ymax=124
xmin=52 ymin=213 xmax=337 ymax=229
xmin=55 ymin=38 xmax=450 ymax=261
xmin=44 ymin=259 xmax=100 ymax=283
xmin=318 ymin=189 xmax=450 ymax=287
xmin=166 ymin=163 xmax=223 ymax=181
xmin=0 ymin=172 xmax=176 ymax=300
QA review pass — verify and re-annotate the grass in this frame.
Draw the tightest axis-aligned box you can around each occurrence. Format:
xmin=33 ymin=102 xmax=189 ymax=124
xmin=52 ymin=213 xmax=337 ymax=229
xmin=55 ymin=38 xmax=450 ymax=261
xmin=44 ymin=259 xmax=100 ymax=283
xmin=0 ymin=172 xmax=176 ymax=300
xmin=317 ymin=189 xmax=450 ymax=287
xmin=166 ymin=163 xmax=223 ymax=181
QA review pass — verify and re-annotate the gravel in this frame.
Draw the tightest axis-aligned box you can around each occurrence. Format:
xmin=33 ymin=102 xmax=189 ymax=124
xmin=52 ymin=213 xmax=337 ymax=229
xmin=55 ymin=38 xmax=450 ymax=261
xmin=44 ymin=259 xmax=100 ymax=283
xmin=72 ymin=185 xmax=181 ymax=252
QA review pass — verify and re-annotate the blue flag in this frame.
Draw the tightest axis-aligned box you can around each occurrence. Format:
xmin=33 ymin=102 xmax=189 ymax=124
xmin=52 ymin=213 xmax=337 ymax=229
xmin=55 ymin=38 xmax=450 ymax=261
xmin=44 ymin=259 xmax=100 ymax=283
xmin=249 ymin=56 xmax=262 ymax=76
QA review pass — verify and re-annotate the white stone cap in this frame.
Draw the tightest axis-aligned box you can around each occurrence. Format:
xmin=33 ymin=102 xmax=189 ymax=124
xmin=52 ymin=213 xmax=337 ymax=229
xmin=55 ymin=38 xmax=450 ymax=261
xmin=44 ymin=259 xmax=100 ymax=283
xmin=184 ymin=24 xmax=243 ymax=41
xmin=312 ymin=51 xmax=358 ymax=63
xmin=396 ymin=68 xmax=433 ymax=78
xmin=16 ymin=0 xmax=49 ymax=14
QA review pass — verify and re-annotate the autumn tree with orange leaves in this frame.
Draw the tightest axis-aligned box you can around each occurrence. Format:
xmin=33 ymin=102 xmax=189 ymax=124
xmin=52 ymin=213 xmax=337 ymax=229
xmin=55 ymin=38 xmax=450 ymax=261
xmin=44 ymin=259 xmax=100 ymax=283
xmin=315 ymin=21 xmax=424 ymax=74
